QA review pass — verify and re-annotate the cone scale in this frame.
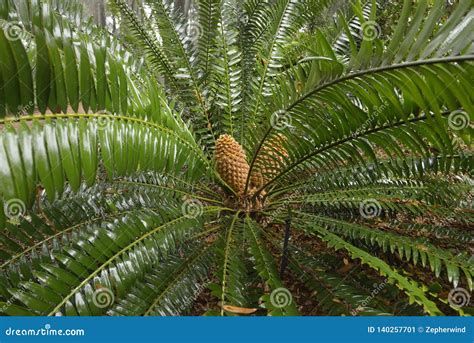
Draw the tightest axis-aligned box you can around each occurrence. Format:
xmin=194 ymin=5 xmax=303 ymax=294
xmin=215 ymin=134 xmax=287 ymax=198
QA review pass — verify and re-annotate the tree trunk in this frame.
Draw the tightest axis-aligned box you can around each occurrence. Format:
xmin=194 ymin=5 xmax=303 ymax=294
xmin=98 ymin=0 xmax=106 ymax=27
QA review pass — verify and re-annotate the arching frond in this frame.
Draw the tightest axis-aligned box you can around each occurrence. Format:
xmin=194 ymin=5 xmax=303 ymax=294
xmin=295 ymin=219 xmax=443 ymax=316
xmin=0 ymin=115 xmax=207 ymax=213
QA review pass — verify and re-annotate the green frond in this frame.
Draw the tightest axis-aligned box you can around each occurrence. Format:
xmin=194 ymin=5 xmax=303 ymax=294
xmin=263 ymin=227 xmax=393 ymax=316
xmin=144 ymin=0 xmax=208 ymax=111
xmin=395 ymin=222 xmax=474 ymax=247
xmin=211 ymin=0 xmax=242 ymax=137
xmin=195 ymin=0 xmax=221 ymax=81
xmin=271 ymin=179 xmax=472 ymax=223
xmin=245 ymin=217 xmax=299 ymax=316
xmin=209 ymin=213 xmax=257 ymax=315
xmin=333 ymin=0 xmax=376 ymax=56
xmin=0 ymin=115 xmax=208 ymax=214
xmin=111 ymin=0 xmax=178 ymax=90
xmin=296 ymin=219 xmax=443 ymax=315
xmin=113 ymin=0 xmax=217 ymax=148
xmin=273 ymin=153 xmax=474 ymax=196
xmin=0 ymin=1 xmax=143 ymax=117
xmin=290 ymin=252 xmax=391 ymax=316
xmin=109 ymin=242 xmax=214 ymax=316
xmin=113 ymin=173 xmax=222 ymax=204
xmin=0 ymin=181 xmax=183 ymax=271
xmin=295 ymin=212 xmax=474 ymax=290
xmin=248 ymin=0 xmax=473 ymax=194
xmin=258 ymin=60 xmax=473 ymax=192
xmin=1 ymin=204 xmax=220 ymax=316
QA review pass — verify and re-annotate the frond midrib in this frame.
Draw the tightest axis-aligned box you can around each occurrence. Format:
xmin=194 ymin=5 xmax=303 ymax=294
xmin=0 ymin=112 xmax=209 ymax=167
xmin=220 ymin=211 xmax=241 ymax=316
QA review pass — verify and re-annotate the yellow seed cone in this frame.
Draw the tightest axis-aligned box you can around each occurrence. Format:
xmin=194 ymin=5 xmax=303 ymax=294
xmin=215 ymin=134 xmax=250 ymax=195
xmin=251 ymin=134 xmax=288 ymax=189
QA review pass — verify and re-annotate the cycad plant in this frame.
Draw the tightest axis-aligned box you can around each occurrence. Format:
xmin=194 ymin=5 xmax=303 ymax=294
xmin=0 ymin=0 xmax=473 ymax=316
